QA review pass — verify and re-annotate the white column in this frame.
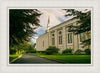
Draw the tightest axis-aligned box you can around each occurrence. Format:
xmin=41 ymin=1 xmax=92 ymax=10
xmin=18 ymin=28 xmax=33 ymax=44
xmin=63 ymin=27 xmax=66 ymax=50
xmin=55 ymin=30 xmax=58 ymax=47
xmin=48 ymin=32 xmax=51 ymax=47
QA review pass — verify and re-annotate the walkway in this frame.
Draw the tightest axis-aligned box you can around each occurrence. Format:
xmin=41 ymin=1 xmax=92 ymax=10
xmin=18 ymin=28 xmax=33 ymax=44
xmin=12 ymin=53 xmax=59 ymax=64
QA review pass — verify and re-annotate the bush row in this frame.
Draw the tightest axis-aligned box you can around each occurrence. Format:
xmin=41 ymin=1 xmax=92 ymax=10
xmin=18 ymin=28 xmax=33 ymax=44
xmin=44 ymin=46 xmax=91 ymax=55
xmin=63 ymin=48 xmax=91 ymax=55
xmin=10 ymin=45 xmax=90 ymax=55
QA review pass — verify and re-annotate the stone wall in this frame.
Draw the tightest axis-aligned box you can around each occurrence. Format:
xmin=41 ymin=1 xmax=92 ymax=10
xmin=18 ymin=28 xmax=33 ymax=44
xmin=36 ymin=33 xmax=49 ymax=51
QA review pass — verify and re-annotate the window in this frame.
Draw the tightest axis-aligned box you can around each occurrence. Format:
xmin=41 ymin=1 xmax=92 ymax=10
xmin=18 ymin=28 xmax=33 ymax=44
xmin=52 ymin=34 xmax=54 ymax=36
xmin=68 ymin=33 xmax=72 ymax=43
xmin=59 ymin=36 xmax=62 ymax=44
xmin=52 ymin=38 xmax=55 ymax=45
xmin=59 ymin=31 xmax=62 ymax=44
xmin=59 ymin=31 xmax=62 ymax=34
xmin=52 ymin=33 xmax=55 ymax=45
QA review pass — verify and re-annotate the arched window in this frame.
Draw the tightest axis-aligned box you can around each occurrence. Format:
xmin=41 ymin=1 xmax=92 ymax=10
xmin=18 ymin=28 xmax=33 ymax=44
xmin=59 ymin=31 xmax=62 ymax=34
xmin=52 ymin=34 xmax=54 ymax=36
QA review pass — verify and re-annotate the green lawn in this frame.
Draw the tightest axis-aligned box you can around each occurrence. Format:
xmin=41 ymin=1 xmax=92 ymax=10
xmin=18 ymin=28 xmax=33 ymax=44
xmin=9 ymin=54 xmax=21 ymax=63
xmin=32 ymin=53 xmax=91 ymax=64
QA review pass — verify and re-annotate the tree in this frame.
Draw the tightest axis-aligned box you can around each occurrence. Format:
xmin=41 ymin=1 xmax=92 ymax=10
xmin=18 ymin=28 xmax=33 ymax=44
xmin=64 ymin=9 xmax=91 ymax=48
xmin=33 ymin=43 xmax=36 ymax=49
xmin=9 ymin=9 xmax=41 ymax=46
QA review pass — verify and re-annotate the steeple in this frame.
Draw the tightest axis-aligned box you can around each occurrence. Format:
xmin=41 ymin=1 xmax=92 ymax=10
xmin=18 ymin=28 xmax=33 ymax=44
xmin=46 ymin=14 xmax=50 ymax=32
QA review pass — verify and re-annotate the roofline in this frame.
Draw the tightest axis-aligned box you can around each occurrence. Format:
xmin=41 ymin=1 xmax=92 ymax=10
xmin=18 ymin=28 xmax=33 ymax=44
xmin=37 ymin=32 xmax=47 ymax=38
xmin=49 ymin=17 xmax=76 ymax=30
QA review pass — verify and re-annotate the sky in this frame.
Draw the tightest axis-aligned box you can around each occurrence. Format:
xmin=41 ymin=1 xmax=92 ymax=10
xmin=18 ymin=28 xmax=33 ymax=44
xmin=31 ymin=9 xmax=90 ymax=43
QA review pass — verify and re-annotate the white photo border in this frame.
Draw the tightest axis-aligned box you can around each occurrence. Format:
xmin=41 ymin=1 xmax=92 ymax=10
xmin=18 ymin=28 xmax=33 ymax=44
xmin=7 ymin=7 xmax=93 ymax=66
xmin=0 ymin=0 xmax=100 ymax=73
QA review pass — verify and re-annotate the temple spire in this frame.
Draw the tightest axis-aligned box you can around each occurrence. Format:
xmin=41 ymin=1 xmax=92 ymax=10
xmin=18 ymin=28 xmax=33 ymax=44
xmin=47 ymin=14 xmax=50 ymax=32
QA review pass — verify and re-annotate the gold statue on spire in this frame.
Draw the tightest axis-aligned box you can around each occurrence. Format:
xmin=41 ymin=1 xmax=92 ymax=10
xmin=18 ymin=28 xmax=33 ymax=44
xmin=47 ymin=14 xmax=50 ymax=32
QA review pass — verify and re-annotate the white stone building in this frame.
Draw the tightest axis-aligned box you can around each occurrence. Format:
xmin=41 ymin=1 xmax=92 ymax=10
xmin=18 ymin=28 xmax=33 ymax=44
xmin=36 ymin=16 xmax=89 ymax=53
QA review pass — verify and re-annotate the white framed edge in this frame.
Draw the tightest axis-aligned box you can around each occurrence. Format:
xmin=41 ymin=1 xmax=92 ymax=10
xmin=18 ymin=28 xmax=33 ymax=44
xmin=0 ymin=0 xmax=100 ymax=73
xmin=7 ymin=7 xmax=93 ymax=66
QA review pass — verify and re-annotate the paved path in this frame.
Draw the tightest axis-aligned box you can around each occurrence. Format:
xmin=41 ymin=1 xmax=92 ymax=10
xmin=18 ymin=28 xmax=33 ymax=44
xmin=12 ymin=53 xmax=59 ymax=64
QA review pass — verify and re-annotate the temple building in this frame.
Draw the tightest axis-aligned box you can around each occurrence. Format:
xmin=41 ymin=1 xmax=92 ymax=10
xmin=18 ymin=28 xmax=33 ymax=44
xmin=36 ymin=15 xmax=90 ymax=53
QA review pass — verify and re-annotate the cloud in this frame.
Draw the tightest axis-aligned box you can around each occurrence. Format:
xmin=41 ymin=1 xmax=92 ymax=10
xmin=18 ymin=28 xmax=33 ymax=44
xmin=31 ymin=36 xmax=38 ymax=43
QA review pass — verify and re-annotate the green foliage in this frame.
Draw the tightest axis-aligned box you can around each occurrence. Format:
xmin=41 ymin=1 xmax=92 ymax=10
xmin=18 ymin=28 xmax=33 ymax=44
xmin=9 ymin=54 xmax=21 ymax=63
xmin=62 ymin=49 xmax=73 ymax=55
xmin=64 ymin=9 xmax=91 ymax=34
xmin=84 ymin=48 xmax=91 ymax=55
xmin=33 ymin=43 xmax=36 ymax=49
xmin=74 ymin=49 xmax=83 ymax=55
xmin=10 ymin=47 xmax=17 ymax=54
xmin=45 ymin=46 xmax=59 ymax=55
xmin=9 ymin=9 xmax=41 ymax=45
xmin=9 ymin=41 xmax=35 ymax=55
xmin=9 ymin=9 xmax=41 ymax=55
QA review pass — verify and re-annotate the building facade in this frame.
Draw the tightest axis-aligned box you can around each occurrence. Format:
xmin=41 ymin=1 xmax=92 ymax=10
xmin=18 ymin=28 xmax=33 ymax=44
xmin=36 ymin=18 xmax=89 ymax=53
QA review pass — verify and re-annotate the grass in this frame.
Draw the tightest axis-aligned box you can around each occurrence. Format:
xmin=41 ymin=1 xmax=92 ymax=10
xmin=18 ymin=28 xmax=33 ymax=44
xmin=32 ymin=53 xmax=91 ymax=64
xmin=9 ymin=54 xmax=21 ymax=63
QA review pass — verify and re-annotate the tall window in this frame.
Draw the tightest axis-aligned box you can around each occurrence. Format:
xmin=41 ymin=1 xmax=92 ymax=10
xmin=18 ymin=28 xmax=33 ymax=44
xmin=52 ymin=38 xmax=55 ymax=45
xmin=68 ymin=33 xmax=72 ymax=43
xmin=52 ymin=34 xmax=55 ymax=45
xmin=59 ymin=31 xmax=62 ymax=44
xmin=67 ymin=23 xmax=73 ymax=44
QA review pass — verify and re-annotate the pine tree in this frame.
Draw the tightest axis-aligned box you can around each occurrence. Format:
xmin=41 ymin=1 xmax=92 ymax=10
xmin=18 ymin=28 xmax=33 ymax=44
xmin=64 ymin=9 xmax=91 ymax=48
xmin=9 ymin=9 xmax=41 ymax=46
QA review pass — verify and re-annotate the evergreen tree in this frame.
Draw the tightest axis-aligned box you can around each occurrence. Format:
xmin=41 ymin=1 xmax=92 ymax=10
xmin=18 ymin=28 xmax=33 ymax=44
xmin=64 ymin=9 xmax=91 ymax=48
xmin=9 ymin=9 xmax=41 ymax=46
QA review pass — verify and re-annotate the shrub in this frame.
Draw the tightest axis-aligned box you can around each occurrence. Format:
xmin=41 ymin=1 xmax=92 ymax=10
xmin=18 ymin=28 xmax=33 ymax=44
xmin=45 ymin=46 xmax=59 ymax=55
xmin=74 ymin=49 xmax=83 ymax=55
xmin=20 ymin=50 xmax=25 ymax=54
xmin=26 ymin=49 xmax=36 ymax=53
xmin=84 ymin=48 xmax=91 ymax=55
xmin=62 ymin=49 xmax=73 ymax=54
